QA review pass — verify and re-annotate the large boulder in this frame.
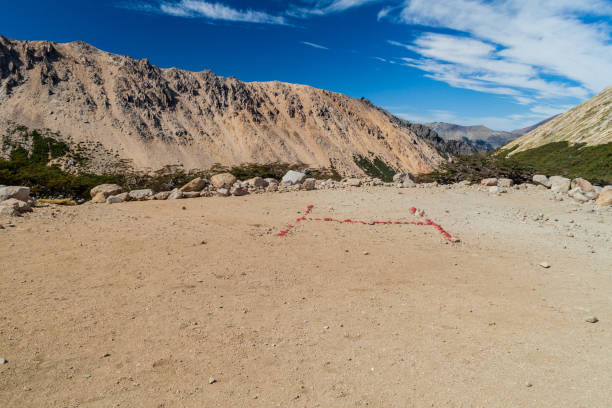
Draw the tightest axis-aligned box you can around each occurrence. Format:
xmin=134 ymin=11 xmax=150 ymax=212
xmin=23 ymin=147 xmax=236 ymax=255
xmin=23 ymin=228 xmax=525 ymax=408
xmin=211 ymin=173 xmax=237 ymax=189
xmin=489 ymin=186 xmax=507 ymax=194
xmin=167 ymin=188 xmax=183 ymax=200
xmin=180 ymin=177 xmax=208 ymax=192
xmin=480 ymin=178 xmax=498 ymax=186
xmin=571 ymin=178 xmax=595 ymax=193
xmin=247 ymin=177 xmax=268 ymax=188
xmin=91 ymin=192 xmax=107 ymax=204
xmin=497 ymin=178 xmax=514 ymax=188
xmin=106 ymin=196 xmax=124 ymax=204
xmin=402 ymin=179 xmax=416 ymax=188
xmin=90 ymin=184 xmax=123 ymax=199
xmin=393 ymin=173 xmax=413 ymax=184
xmin=550 ymin=176 xmax=571 ymax=193
xmin=154 ymin=191 xmax=172 ymax=200
xmin=595 ymin=189 xmax=612 ymax=206
xmin=346 ymin=178 xmax=362 ymax=187
xmin=0 ymin=206 xmax=18 ymax=216
xmin=216 ymin=188 xmax=230 ymax=197
xmin=532 ymin=175 xmax=551 ymax=188
xmin=230 ymin=186 xmax=248 ymax=196
xmin=301 ymin=178 xmax=316 ymax=191
xmin=0 ymin=186 xmax=31 ymax=202
xmin=281 ymin=170 xmax=306 ymax=185
xmin=128 ymin=189 xmax=154 ymax=201
xmin=1 ymin=198 xmax=32 ymax=213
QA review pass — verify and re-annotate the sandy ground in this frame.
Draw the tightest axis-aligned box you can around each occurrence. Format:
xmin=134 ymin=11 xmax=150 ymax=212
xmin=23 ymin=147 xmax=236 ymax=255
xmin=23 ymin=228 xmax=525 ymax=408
xmin=1 ymin=185 xmax=611 ymax=407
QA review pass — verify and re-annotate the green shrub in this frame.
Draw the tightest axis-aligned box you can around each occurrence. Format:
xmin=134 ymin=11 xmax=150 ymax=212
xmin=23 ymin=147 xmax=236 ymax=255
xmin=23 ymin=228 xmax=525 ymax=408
xmin=415 ymin=142 xmax=612 ymax=185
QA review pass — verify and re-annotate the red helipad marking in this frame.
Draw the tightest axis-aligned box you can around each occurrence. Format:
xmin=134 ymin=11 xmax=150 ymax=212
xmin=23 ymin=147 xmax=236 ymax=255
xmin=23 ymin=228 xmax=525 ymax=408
xmin=277 ymin=205 xmax=459 ymax=242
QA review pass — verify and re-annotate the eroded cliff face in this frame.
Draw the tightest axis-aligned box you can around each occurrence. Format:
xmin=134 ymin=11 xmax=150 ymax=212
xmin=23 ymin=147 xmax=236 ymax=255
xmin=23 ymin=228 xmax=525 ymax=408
xmin=0 ymin=35 xmax=447 ymax=175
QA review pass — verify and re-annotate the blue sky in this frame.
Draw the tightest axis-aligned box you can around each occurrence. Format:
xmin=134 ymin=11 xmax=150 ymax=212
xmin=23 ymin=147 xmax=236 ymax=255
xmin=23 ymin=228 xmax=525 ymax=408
xmin=1 ymin=0 xmax=611 ymax=131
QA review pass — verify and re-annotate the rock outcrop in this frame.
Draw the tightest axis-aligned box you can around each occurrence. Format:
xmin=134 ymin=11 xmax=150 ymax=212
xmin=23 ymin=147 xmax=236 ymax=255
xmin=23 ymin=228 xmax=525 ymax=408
xmin=0 ymin=35 xmax=455 ymax=176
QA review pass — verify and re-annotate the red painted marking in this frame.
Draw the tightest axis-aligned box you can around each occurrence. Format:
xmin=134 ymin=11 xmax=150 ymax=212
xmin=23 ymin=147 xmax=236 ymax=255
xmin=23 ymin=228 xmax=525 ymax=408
xmin=276 ymin=205 xmax=458 ymax=242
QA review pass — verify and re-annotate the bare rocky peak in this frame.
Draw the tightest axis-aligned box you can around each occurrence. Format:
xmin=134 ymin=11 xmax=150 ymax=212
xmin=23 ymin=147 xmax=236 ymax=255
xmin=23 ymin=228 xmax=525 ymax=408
xmin=0 ymin=35 xmax=452 ymax=175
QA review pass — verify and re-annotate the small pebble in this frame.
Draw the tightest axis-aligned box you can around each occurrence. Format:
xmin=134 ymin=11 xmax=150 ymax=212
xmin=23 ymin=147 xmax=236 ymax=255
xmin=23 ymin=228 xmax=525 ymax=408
xmin=363 ymin=251 xmax=369 ymax=255
xmin=538 ymin=262 xmax=550 ymax=269
xmin=585 ymin=316 xmax=599 ymax=323
xmin=0 ymin=358 xmax=6 ymax=364
xmin=525 ymin=382 xmax=533 ymax=388
xmin=209 ymin=377 xmax=216 ymax=384
xmin=323 ymin=325 xmax=329 ymax=330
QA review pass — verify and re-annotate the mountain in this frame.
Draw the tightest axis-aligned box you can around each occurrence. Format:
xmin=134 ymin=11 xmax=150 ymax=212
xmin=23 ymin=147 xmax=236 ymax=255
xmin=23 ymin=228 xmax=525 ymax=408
xmin=502 ymin=87 xmax=612 ymax=154
xmin=510 ymin=115 xmax=558 ymax=136
xmin=0 ymin=35 xmax=463 ymax=176
xmin=425 ymin=122 xmax=517 ymax=151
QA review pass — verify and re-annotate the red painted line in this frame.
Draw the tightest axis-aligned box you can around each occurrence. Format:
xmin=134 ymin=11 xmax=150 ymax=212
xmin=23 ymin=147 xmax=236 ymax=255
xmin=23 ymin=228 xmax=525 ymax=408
xmin=276 ymin=205 xmax=458 ymax=242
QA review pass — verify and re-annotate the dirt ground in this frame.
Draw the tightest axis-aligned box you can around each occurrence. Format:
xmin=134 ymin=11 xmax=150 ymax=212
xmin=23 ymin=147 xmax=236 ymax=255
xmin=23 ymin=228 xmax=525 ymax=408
xmin=1 ymin=186 xmax=611 ymax=407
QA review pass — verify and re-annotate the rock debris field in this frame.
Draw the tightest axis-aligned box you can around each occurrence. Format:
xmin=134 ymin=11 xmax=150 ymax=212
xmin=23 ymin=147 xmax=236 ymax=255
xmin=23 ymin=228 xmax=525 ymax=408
xmin=1 ymin=179 xmax=612 ymax=407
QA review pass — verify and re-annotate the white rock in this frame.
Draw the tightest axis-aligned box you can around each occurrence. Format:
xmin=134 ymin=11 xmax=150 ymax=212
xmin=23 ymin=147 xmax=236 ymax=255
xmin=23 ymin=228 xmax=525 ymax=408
xmin=128 ymin=189 xmax=154 ymax=201
xmin=402 ymin=179 xmax=416 ymax=188
xmin=0 ymin=186 xmax=31 ymax=202
xmin=585 ymin=316 xmax=599 ymax=323
xmin=90 ymin=184 xmax=123 ymax=199
xmin=393 ymin=173 xmax=413 ymax=183
xmin=281 ymin=170 xmax=306 ymax=185
xmin=532 ymin=175 xmax=551 ymax=188
xmin=550 ymin=176 xmax=571 ymax=193
xmin=216 ymin=188 xmax=229 ymax=197
xmin=106 ymin=196 xmax=123 ymax=204
xmin=346 ymin=178 xmax=362 ymax=187
xmin=154 ymin=191 xmax=172 ymax=200
xmin=489 ymin=186 xmax=507 ymax=194
xmin=167 ymin=188 xmax=183 ymax=200
xmin=0 ymin=198 xmax=31 ymax=213
xmin=497 ymin=178 xmax=514 ymax=188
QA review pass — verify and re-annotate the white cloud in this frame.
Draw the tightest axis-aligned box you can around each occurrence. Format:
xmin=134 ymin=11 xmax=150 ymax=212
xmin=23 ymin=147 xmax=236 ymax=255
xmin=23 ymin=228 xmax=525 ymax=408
xmin=301 ymin=41 xmax=329 ymax=49
xmin=389 ymin=0 xmax=612 ymax=101
xmin=288 ymin=0 xmax=383 ymax=17
xmin=127 ymin=0 xmax=288 ymax=24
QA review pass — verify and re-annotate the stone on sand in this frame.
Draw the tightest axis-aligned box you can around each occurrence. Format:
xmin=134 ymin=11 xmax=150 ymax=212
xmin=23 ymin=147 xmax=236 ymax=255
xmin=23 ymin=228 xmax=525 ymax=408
xmin=281 ymin=170 xmax=306 ymax=185
xmin=90 ymin=184 xmax=123 ymax=199
xmin=211 ymin=173 xmax=237 ymax=189
xmin=180 ymin=177 xmax=208 ymax=192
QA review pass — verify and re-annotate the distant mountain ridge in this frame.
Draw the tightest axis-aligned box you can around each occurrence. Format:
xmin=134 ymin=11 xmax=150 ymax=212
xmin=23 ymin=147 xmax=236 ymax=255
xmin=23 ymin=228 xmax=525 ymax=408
xmin=0 ymin=34 xmax=472 ymax=176
xmin=426 ymin=122 xmax=518 ymax=151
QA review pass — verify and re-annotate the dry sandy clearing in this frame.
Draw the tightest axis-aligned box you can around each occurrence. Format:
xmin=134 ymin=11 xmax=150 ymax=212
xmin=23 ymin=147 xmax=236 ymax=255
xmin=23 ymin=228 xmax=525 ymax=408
xmin=1 ymin=186 xmax=611 ymax=407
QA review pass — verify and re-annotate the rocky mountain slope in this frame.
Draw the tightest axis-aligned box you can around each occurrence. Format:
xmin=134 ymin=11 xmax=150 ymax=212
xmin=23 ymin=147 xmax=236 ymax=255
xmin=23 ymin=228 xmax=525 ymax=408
xmin=503 ymin=87 xmax=612 ymax=154
xmin=426 ymin=122 xmax=518 ymax=151
xmin=0 ymin=35 xmax=458 ymax=176
xmin=510 ymin=115 xmax=557 ymax=137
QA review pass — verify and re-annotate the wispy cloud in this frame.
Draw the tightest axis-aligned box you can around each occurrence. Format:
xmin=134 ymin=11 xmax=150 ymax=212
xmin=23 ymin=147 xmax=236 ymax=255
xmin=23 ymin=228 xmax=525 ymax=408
xmin=386 ymin=0 xmax=612 ymax=102
xmin=301 ymin=41 xmax=329 ymax=50
xmin=288 ymin=0 xmax=383 ymax=18
xmin=122 ymin=0 xmax=288 ymax=24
